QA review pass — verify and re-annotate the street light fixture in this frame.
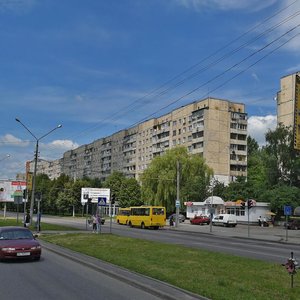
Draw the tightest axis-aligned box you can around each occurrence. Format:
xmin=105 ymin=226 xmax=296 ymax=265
xmin=15 ymin=118 xmax=62 ymax=223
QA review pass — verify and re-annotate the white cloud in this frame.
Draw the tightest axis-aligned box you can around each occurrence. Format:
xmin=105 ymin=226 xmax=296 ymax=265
xmin=248 ymin=115 xmax=277 ymax=146
xmin=48 ymin=140 xmax=79 ymax=151
xmin=0 ymin=0 xmax=37 ymax=14
xmin=174 ymin=0 xmax=277 ymax=12
xmin=285 ymin=65 xmax=300 ymax=74
xmin=0 ymin=134 xmax=29 ymax=147
xmin=37 ymin=140 xmax=79 ymax=161
xmin=251 ymin=72 xmax=260 ymax=82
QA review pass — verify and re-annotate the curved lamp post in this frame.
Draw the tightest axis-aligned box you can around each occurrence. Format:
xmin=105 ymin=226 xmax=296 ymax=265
xmin=15 ymin=118 xmax=62 ymax=223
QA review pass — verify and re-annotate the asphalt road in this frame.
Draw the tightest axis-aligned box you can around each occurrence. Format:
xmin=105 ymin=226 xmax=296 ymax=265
xmin=0 ymin=247 xmax=179 ymax=300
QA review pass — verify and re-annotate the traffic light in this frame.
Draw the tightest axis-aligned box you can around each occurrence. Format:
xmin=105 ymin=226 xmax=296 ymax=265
xmin=241 ymin=201 xmax=245 ymax=209
xmin=111 ymin=193 xmax=116 ymax=205
xmin=248 ymin=199 xmax=253 ymax=209
xmin=23 ymin=189 xmax=27 ymax=199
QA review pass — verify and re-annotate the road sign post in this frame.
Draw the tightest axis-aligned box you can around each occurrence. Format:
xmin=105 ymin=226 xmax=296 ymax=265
xmin=284 ymin=205 xmax=292 ymax=241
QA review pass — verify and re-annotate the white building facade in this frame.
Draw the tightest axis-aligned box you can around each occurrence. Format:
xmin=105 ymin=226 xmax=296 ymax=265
xmin=185 ymin=197 xmax=271 ymax=224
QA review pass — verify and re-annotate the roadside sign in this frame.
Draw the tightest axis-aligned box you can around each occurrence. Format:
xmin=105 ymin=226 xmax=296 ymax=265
xmin=175 ymin=200 xmax=180 ymax=208
xmin=98 ymin=197 xmax=107 ymax=206
xmin=284 ymin=205 xmax=292 ymax=216
xmin=81 ymin=188 xmax=110 ymax=204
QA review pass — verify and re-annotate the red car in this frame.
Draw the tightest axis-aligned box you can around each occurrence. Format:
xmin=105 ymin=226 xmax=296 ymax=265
xmin=0 ymin=226 xmax=41 ymax=261
xmin=190 ymin=215 xmax=210 ymax=225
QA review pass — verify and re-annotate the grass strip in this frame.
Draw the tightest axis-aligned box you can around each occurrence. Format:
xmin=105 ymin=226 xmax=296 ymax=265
xmin=40 ymin=233 xmax=300 ymax=300
xmin=0 ymin=218 xmax=78 ymax=231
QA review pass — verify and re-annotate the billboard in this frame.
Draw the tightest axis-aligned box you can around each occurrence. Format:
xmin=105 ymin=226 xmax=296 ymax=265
xmin=294 ymin=75 xmax=300 ymax=150
xmin=81 ymin=188 xmax=110 ymax=204
xmin=0 ymin=180 xmax=27 ymax=203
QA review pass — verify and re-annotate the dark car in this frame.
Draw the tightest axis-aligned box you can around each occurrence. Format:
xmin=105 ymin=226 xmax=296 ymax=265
xmin=285 ymin=219 xmax=300 ymax=230
xmin=168 ymin=213 xmax=186 ymax=223
xmin=190 ymin=215 xmax=210 ymax=225
xmin=0 ymin=226 xmax=41 ymax=261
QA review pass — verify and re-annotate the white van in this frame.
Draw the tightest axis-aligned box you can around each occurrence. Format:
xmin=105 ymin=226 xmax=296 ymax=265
xmin=212 ymin=214 xmax=237 ymax=227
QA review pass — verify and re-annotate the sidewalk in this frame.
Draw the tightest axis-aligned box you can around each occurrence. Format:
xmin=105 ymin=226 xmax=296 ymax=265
xmin=167 ymin=221 xmax=300 ymax=244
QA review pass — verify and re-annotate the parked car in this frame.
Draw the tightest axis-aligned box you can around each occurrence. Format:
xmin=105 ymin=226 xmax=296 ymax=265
xmin=285 ymin=219 xmax=300 ymax=230
xmin=168 ymin=213 xmax=186 ymax=223
xmin=0 ymin=226 xmax=41 ymax=261
xmin=190 ymin=215 xmax=210 ymax=225
xmin=212 ymin=214 xmax=237 ymax=227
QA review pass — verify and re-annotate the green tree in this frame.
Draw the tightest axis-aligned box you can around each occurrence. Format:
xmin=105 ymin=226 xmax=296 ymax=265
xmin=118 ymin=177 xmax=142 ymax=207
xmin=34 ymin=174 xmax=52 ymax=213
xmin=48 ymin=174 xmax=71 ymax=214
xmin=264 ymin=124 xmax=297 ymax=185
xmin=259 ymin=185 xmax=300 ymax=216
xmin=224 ymin=176 xmax=249 ymax=201
xmin=247 ymin=135 xmax=259 ymax=156
xmin=103 ymin=171 xmax=141 ymax=207
xmin=140 ymin=147 xmax=213 ymax=213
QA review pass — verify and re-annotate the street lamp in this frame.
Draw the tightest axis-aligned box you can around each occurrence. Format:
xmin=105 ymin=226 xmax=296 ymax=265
xmin=15 ymin=118 xmax=62 ymax=223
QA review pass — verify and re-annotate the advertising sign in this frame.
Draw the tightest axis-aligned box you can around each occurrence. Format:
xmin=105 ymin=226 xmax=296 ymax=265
xmin=0 ymin=180 xmax=27 ymax=203
xmin=26 ymin=172 xmax=33 ymax=190
xmin=81 ymin=188 xmax=110 ymax=204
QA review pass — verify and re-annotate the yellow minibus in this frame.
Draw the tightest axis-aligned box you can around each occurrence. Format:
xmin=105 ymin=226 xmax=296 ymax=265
xmin=127 ymin=206 xmax=166 ymax=229
xmin=116 ymin=207 xmax=131 ymax=225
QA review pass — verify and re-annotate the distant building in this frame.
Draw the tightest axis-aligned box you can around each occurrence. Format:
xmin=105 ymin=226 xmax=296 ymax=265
xmin=61 ymin=97 xmax=247 ymax=184
xmin=277 ymin=71 xmax=300 ymax=150
xmin=27 ymin=158 xmax=63 ymax=180
xmin=277 ymin=71 xmax=300 ymax=126
xmin=27 ymin=97 xmax=248 ymax=185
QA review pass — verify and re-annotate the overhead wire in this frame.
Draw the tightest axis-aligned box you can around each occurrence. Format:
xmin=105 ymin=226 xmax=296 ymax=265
xmin=67 ymin=0 xmax=300 ymax=140
xmin=129 ymin=23 xmax=300 ymax=126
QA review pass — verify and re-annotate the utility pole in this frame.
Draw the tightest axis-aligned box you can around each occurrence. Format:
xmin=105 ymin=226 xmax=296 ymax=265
xmin=175 ymin=160 xmax=180 ymax=228
xmin=210 ymin=176 xmax=214 ymax=233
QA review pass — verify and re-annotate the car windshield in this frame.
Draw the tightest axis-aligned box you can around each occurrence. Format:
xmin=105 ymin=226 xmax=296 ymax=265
xmin=0 ymin=229 xmax=33 ymax=240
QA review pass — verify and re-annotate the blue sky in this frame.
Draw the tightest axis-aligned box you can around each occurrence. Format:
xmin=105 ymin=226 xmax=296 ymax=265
xmin=1 ymin=0 xmax=300 ymax=179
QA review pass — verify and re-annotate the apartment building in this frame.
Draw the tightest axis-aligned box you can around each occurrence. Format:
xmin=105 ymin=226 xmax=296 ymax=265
xmin=277 ymin=71 xmax=300 ymax=150
xmin=277 ymin=71 xmax=300 ymax=126
xmin=27 ymin=158 xmax=63 ymax=180
xmin=58 ymin=97 xmax=247 ymax=185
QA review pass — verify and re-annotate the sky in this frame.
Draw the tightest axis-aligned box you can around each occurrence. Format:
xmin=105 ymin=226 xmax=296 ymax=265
xmin=0 ymin=0 xmax=300 ymax=179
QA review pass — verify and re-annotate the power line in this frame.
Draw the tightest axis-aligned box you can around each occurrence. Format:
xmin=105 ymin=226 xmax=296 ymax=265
xmin=67 ymin=1 xmax=300 ymax=140
xmin=129 ymin=24 xmax=300 ymax=126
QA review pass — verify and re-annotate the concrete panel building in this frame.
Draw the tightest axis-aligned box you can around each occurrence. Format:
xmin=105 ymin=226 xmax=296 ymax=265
xmin=277 ymin=71 xmax=300 ymax=127
xmin=31 ymin=97 xmax=248 ymax=185
xmin=60 ymin=97 xmax=248 ymax=184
